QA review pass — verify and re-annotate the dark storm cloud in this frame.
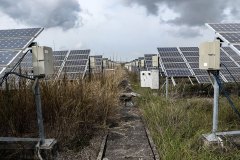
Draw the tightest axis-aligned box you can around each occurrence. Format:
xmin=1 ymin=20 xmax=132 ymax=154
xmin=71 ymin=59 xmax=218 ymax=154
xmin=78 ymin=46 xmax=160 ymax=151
xmin=126 ymin=0 xmax=227 ymax=26
xmin=0 ymin=0 xmax=81 ymax=30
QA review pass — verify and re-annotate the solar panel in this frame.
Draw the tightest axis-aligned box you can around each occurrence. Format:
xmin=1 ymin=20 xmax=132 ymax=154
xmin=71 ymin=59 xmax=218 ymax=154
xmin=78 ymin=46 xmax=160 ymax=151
xmin=0 ymin=38 xmax=33 ymax=50
xmin=208 ymin=23 xmax=240 ymax=33
xmin=220 ymin=56 xmax=232 ymax=62
xmin=233 ymin=45 xmax=240 ymax=51
xmin=164 ymin=63 xmax=188 ymax=69
xmin=189 ymin=63 xmax=199 ymax=68
xmin=53 ymin=50 xmax=68 ymax=56
xmin=62 ymin=66 xmax=86 ymax=72
xmin=185 ymin=57 xmax=199 ymax=62
xmin=192 ymin=69 xmax=209 ymax=76
xmin=219 ymin=33 xmax=240 ymax=44
xmin=158 ymin=47 xmax=193 ymax=77
xmin=165 ymin=69 xmax=192 ymax=77
xmin=161 ymin=57 xmax=185 ymax=63
xmin=158 ymin=47 xmax=178 ymax=52
xmin=221 ymin=61 xmax=238 ymax=67
xmin=223 ymin=75 xmax=240 ymax=82
xmin=58 ymin=49 xmax=90 ymax=79
xmin=65 ymin=60 xmax=88 ymax=66
xmin=220 ymin=67 xmax=240 ymax=74
xmin=0 ymin=28 xmax=43 ymax=78
xmin=0 ymin=28 xmax=42 ymax=38
xmin=195 ymin=76 xmax=211 ymax=83
xmin=159 ymin=52 xmax=181 ymax=57
xmin=179 ymin=47 xmax=199 ymax=52
xmin=67 ymin=54 xmax=89 ymax=60
xmin=0 ymin=51 xmax=19 ymax=66
xmin=181 ymin=51 xmax=199 ymax=57
xmin=143 ymin=54 xmax=158 ymax=69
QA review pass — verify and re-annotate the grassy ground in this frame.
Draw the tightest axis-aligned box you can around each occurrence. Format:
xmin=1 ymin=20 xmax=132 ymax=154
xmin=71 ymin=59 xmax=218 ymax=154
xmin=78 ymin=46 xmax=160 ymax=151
xmin=130 ymin=73 xmax=240 ymax=160
xmin=0 ymin=68 xmax=125 ymax=157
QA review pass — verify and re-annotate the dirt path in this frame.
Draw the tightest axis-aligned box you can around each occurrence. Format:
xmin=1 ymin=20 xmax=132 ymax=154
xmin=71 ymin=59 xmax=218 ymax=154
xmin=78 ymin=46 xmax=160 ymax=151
xmin=101 ymin=102 xmax=158 ymax=160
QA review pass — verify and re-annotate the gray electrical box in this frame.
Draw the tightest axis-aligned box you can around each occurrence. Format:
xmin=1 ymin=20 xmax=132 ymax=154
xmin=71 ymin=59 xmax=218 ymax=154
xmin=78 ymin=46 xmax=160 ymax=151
xmin=152 ymin=56 xmax=159 ymax=67
xmin=90 ymin=57 xmax=95 ymax=69
xmin=140 ymin=59 xmax=145 ymax=67
xmin=199 ymin=40 xmax=220 ymax=70
xmin=32 ymin=46 xmax=54 ymax=76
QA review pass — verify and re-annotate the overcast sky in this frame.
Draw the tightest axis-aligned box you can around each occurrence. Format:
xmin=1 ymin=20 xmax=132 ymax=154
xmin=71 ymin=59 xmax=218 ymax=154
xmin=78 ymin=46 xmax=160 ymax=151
xmin=0 ymin=0 xmax=240 ymax=61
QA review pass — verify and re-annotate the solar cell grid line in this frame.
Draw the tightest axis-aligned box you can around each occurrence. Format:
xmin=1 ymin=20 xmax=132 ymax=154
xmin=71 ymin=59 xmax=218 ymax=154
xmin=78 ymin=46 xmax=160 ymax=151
xmin=161 ymin=57 xmax=185 ymax=63
xmin=62 ymin=66 xmax=86 ymax=73
xmin=69 ymin=49 xmax=90 ymax=55
xmin=185 ymin=57 xmax=199 ymax=62
xmin=0 ymin=37 xmax=33 ymax=50
xmin=157 ymin=47 xmax=178 ymax=52
xmin=179 ymin=47 xmax=199 ymax=52
xmin=192 ymin=69 xmax=209 ymax=76
xmin=67 ymin=54 xmax=89 ymax=60
xmin=158 ymin=52 xmax=181 ymax=57
xmin=220 ymin=67 xmax=240 ymax=75
xmin=53 ymin=50 xmax=68 ymax=56
xmin=207 ymin=23 xmax=240 ymax=33
xmin=65 ymin=60 xmax=88 ymax=66
xmin=223 ymin=47 xmax=240 ymax=57
xmin=233 ymin=45 xmax=240 ymax=51
xmin=223 ymin=75 xmax=240 ymax=82
xmin=221 ymin=61 xmax=238 ymax=68
xmin=181 ymin=51 xmax=199 ymax=57
xmin=220 ymin=56 xmax=232 ymax=62
xmin=0 ymin=51 xmax=18 ymax=66
xmin=218 ymin=33 xmax=240 ymax=44
xmin=195 ymin=76 xmax=211 ymax=84
xmin=220 ymin=48 xmax=240 ymax=66
xmin=164 ymin=63 xmax=188 ymax=69
xmin=165 ymin=69 xmax=192 ymax=77
xmin=189 ymin=63 xmax=199 ymax=69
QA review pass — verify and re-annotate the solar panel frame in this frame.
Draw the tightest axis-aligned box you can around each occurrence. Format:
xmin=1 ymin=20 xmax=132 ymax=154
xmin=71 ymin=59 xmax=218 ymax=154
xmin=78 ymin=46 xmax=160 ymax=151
xmin=207 ymin=23 xmax=240 ymax=33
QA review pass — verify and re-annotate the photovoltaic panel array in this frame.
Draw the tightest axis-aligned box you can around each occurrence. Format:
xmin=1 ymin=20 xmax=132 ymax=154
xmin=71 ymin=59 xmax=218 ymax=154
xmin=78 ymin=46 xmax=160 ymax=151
xmin=61 ymin=50 xmax=90 ymax=79
xmin=179 ymin=47 xmax=211 ymax=83
xmin=158 ymin=47 xmax=192 ymax=77
xmin=89 ymin=55 xmax=103 ymax=73
xmin=0 ymin=28 xmax=43 ymax=77
xmin=53 ymin=50 xmax=68 ymax=74
xmin=207 ymin=23 xmax=240 ymax=55
xmin=220 ymin=47 xmax=240 ymax=82
xmin=179 ymin=46 xmax=240 ymax=83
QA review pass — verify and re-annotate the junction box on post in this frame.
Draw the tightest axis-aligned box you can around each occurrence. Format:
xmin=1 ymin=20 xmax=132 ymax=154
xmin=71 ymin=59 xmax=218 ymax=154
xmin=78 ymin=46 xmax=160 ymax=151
xmin=32 ymin=46 xmax=54 ymax=77
xmin=199 ymin=40 xmax=220 ymax=70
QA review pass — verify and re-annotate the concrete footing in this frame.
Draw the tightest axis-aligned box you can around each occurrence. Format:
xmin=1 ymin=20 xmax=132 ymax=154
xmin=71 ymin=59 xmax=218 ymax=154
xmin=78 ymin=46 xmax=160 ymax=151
xmin=0 ymin=138 xmax=57 ymax=159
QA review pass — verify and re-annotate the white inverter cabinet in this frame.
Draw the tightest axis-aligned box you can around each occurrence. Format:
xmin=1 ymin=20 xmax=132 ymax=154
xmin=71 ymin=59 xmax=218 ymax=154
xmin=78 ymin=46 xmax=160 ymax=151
xmin=140 ymin=71 xmax=152 ymax=87
xmin=151 ymin=70 xmax=159 ymax=89
xmin=199 ymin=40 xmax=220 ymax=70
xmin=32 ymin=46 xmax=54 ymax=76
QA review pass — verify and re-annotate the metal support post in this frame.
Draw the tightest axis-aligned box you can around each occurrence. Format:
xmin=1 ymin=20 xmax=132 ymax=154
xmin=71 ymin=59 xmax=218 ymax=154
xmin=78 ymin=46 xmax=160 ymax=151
xmin=166 ymin=77 xmax=169 ymax=99
xmin=33 ymin=77 xmax=45 ymax=144
xmin=212 ymin=74 xmax=219 ymax=134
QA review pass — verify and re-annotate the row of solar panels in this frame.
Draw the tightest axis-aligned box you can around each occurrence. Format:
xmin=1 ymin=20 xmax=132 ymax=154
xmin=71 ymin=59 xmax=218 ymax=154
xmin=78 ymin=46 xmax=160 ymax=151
xmin=126 ymin=23 xmax=240 ymax=84
xmin=0 ymin=27 xmax=117 ymax=81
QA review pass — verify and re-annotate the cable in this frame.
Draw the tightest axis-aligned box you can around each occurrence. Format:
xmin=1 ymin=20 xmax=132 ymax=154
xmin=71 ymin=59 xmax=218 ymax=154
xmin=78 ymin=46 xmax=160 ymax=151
xmin=0 ymin=72 xmax=35 ymax=86
xmin=212 ymin=72 xmax=240 ymax=119
xmin=221 ymin=63 xmax=239 ymax=86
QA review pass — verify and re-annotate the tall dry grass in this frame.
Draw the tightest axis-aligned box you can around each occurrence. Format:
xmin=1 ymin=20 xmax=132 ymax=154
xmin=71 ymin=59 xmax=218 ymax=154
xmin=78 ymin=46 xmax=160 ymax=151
xmin=0 ymin=68 xmax=125 ymax=150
